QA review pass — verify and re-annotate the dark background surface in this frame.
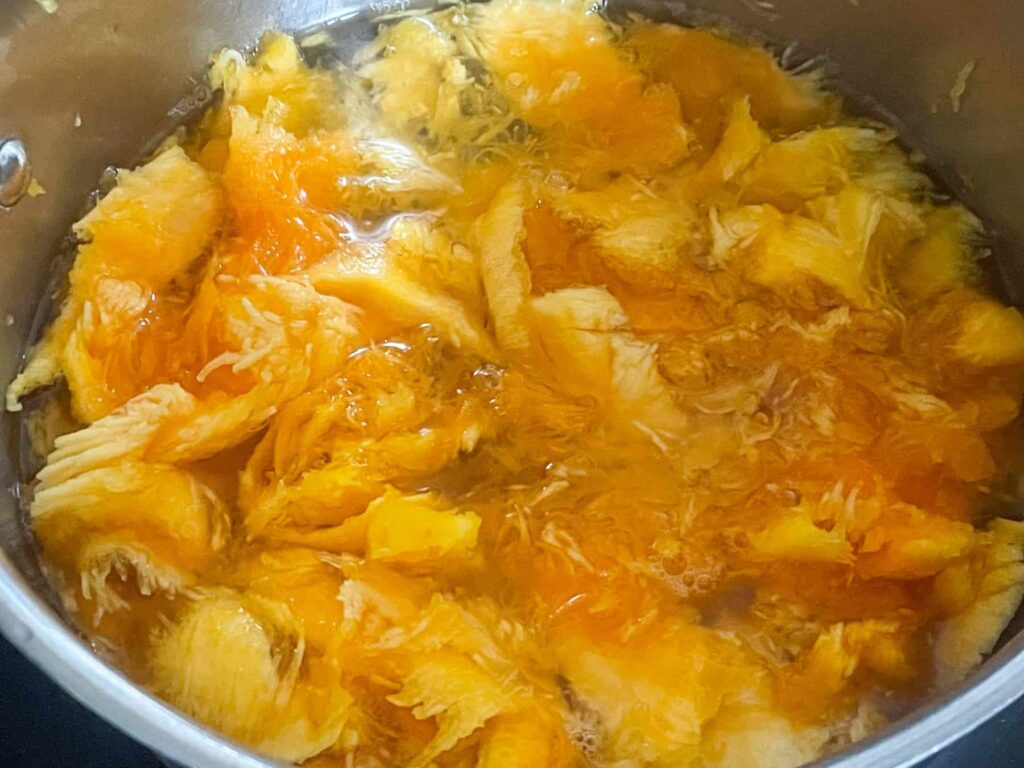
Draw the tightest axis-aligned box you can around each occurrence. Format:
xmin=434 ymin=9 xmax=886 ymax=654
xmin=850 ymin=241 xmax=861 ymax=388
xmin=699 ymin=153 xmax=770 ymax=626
xmin=0 ymin=632 xmax=1021 ymax=768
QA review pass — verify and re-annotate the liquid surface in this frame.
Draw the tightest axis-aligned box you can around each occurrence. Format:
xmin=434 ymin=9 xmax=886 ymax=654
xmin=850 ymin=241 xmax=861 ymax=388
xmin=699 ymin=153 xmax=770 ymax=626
xmin=9 ymin=1 xmax=1024 ymax=766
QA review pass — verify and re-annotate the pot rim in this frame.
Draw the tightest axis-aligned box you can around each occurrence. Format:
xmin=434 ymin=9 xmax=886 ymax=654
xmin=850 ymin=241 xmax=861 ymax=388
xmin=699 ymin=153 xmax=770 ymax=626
xmin=2 ymin=546 xmax=1023 ymax=768
xmin=0 ymin=552 xmax=281 ymax=768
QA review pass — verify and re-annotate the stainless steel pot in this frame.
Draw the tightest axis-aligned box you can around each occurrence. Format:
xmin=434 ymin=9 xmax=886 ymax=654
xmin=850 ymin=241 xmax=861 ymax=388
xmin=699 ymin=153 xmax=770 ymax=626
xmin=2 ymin=1 xmax=1023 ymax=766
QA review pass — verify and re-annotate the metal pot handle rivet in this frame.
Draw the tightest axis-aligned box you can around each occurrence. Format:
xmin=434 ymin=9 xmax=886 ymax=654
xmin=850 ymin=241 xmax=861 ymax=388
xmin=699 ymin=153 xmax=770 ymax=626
xmin=0 ymin=138 xmax=32 ymax=208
